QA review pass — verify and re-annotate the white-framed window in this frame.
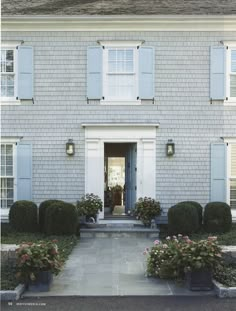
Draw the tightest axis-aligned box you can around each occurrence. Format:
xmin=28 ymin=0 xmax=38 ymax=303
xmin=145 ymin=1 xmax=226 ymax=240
xmin=1 ymin=47 xmax=17 ymax=101
xmin=0 ymin=143 xmax=16 ymax=209
xmin=104 ymin=47 xmax=138 ymax=101
xmin=226 ymin=45 xmax=236 ymax=103
xmin=101 ymin=41 xmax=142 ymax=104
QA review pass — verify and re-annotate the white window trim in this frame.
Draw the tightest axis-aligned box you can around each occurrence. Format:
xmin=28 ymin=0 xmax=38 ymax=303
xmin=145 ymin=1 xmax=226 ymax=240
xmin=226 ymin=140 xmax=236 ymax=215
xmin=0 ymin=141 xmax=17 ymax=216
xmin=99 ymin=41 xmax=143 ymax=105
xmin=1 ymin=45 xmax=20 ymax=104
xmin=225 ymin=43 xmax=236 ymax=105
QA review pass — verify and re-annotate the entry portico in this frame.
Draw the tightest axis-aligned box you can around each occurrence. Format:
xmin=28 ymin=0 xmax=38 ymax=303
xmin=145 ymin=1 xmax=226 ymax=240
xmin=83 ymin=123 xmax=159 ymax=219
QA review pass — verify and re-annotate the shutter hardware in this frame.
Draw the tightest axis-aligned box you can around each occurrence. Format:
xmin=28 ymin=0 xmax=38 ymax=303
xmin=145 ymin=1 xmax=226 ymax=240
xmin=152 ymin=97 xmax=155 ymax=105
xmin=87 ymin=97 xmax=89 ymax=104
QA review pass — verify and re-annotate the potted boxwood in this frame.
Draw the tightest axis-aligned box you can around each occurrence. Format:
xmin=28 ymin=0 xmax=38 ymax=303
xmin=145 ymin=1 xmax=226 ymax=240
xmin=77 ymin=193 xmax=103 ymax=223
xmin=145 ymin=235 xmax=223 ymax=291
xmin=16 ymin=240 xmax=62 ymax=292
xmin=134 ymin=197 xmax=161 ymax=226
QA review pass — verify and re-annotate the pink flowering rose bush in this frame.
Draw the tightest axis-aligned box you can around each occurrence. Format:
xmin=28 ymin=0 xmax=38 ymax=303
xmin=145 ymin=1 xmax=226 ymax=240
xmin=145 ymin=235 xmax=223 ymax=279
xmin=16 ymin=240 xmax=63 ymax=282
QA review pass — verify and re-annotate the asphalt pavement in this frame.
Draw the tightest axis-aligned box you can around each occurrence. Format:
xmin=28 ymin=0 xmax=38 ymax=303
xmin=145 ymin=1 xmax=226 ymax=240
xmin=1 ymin=296 xmax=236 ymax=311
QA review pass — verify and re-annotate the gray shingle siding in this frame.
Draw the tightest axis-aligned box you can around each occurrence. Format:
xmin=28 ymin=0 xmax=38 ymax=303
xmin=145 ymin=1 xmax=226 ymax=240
xmin=1 ymin=30 xmax=236 ymax=212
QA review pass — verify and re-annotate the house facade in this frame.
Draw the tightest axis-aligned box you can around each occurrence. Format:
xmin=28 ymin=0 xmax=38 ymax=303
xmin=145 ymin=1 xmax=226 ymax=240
xmin=1 ymin=1 xmax=236 ymax=221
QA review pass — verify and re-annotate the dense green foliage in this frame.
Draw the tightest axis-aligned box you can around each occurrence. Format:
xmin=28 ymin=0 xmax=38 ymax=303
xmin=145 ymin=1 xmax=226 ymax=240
xmin=134 ymin=197 xmax=161 ymax=226
xmin=179 ymin=201 xmax=203 ymax=227
xmin=146 ymin=236 xmax=223 ymax=279
xmin=39 ymin=200 xmax=64 ymax=232
xmin=45 ymin=201 xmax=77 ymax=235
xmin=204 ymin=202 xmax=232 ymax=233
xmin=77 ymin=193 xmax=103 ymax=218
xmin=9 ymin=201 xmax=38 ymax=233
xmin=168 ymin=202 xmax=199 ymax=235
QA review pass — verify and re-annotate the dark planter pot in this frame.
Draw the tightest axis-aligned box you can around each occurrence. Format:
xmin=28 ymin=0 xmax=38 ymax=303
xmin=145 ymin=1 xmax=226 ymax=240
xmin=85 ymin=215 xmax=97 ymax=223
xmin=28 ymin=271 xmax=53 ymax=292
xmin=185 ymin=268 xmax=213 ymax=291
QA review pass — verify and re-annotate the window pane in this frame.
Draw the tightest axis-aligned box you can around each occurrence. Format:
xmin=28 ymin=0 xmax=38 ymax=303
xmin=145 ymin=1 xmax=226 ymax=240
xmin=0 ymin=178 xmax=14 ymax=209
xmin=108 ymin=61 xmax=116 ymax=72
xmin=6 ymin=50 xmax=13 ymax=61
xmin=230 ymin=179 xmax=236 ymax=209
xmin=1 ymin=166 xmax=6 ymax=176
xmin=7 ymin=179 xmax=13 ymax=188
xmin=1 ymin=75 xmax=14 ymax=97
xmin=108 ymin=74 xmax=135 ymax=99
xmin=230 ymin=75 xmax=236 ymax=97
xmin=6 ymin=145 xmax=13 ymax=155
xmin=108 ymin=50 xmax=116 ymax=61
xmin=1 ymin=50 xmax=6 ymax=73
xmin=231 ymin=50 xmax=236 ymax=72
xmin=6 ymin=166 xmax=13 ymax=176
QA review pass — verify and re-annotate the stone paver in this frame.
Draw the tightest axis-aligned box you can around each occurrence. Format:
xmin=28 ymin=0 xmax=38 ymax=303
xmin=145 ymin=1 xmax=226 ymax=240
xmin=23 ymin=237 xmax=214 ymax=297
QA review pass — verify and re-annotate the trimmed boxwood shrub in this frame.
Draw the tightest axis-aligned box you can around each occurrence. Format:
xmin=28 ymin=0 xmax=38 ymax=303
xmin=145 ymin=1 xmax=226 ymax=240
xmin=9 ymin=200 xmax=38 ymax=233
xmin=168 ymin=202 xmax=199 ymax=235
xmin=39 ymin=199 xmax=64 ymax=232
xmin=44 ymin=201 xmax=77 ymax=235
xmin=179 ymin=201 xmax=203 ymax=228
xmin=203 ymin=202 xmax=232 ymax=233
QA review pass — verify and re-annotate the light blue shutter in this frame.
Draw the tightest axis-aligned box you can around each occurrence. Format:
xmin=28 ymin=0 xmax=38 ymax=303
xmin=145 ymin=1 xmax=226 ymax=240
xmin=17 ymin=46 xmax=34 ymax=100
xmin=210 ymin=46 xmax=226 ymax=100
xmin=17 ymin=143 xmax=32 ymax=200
xmin=210 ymin=143 xmax=227 ymax=202
xmin=87 ymin=46 xmax=103 ymax=99
xmin=139 ymin=47 xmax=154 ymax=99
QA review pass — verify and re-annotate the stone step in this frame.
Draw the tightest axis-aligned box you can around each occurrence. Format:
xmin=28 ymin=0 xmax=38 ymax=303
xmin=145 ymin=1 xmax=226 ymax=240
xmin=80 ymin=227 xmax=160 ymax=239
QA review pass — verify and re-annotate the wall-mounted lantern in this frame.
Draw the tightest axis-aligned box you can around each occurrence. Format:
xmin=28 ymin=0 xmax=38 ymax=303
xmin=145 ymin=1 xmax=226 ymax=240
xmin=66 ymin=139 xmax=75 ymax=156
xmin=166 ymin=139 xmax=175 ymax=156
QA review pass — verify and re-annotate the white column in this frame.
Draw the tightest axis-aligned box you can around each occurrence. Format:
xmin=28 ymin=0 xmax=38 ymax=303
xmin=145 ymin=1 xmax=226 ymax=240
xmin=141 ymin=139 xmax=156 ymax=199
xmin=85 ymin=139 xmax=104 ymax=219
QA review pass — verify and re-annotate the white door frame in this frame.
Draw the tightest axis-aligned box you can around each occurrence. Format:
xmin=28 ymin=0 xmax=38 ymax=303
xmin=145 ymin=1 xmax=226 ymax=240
xmin=83 ymin=124 xmax=158 ymax=219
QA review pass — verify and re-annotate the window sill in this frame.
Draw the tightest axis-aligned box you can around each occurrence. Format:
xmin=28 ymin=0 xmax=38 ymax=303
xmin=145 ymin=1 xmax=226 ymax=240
xmin=224 ymin=99 xmax=236 ymax=106
xmin=1 ymin=99 xmax=21 ymax=105
xmin=100 ymin=100 xmax=141 ymax=106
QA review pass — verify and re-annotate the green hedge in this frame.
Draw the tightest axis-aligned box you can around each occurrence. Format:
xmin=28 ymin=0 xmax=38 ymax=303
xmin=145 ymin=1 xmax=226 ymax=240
xmin=44 ymin=201 xmax=77 ymax=235
xmin=9 ymin=201 xmax=38 ymax=233
xmin=168 ymin=202 xmax=199 ymax=235
xmin=39 ymin=200 xmax=64 ymax=232
xmin=179 ymin=201 xmax=203 ymax=228
xmin=204 ymin=202 xmax=232 ymax=233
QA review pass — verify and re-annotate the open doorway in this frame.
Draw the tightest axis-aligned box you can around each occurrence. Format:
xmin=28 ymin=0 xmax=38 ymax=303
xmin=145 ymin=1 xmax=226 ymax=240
xmin=104 ymin=143 xmax=137 ymax=217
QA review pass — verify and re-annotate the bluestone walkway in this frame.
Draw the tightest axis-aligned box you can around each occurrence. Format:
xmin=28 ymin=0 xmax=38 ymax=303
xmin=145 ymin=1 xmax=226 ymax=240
xmin=24 ymin=237 xmax=214 ymax=297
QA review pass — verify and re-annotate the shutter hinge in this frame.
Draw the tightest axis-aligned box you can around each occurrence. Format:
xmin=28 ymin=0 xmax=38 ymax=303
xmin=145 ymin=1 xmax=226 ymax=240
xmin=137 ymin=96 xmax=139 ymax=100
xmin=16 ymin=46 xmax=18 ymax=50
xmin=32 ymin=98 xmax=34 ymax=104
xmin=135 ymin=186 xmax=137 ymax=190
xmin=226 ymin=97 xmax=228 ymax=101
xmin=137 ymin=46 xmax=140 ymax=49
xmin=135 ymin=167 xmax=137 ymax=172
xmin=102 ymin=96 xmax=105 ymax=100
xmin=226 ymin=46 xmax=229 ymax=50
xmin=210 ymin=98 xmax=212 ymax=105
xmin=87 ymin=97 xmax=89 ymax=104
xmin=16 ymin=97 xmax=18 ymax=100
xmin=102 ymin=46 xmax=105 ymax=49
xmin=152 ymin=97 xmax=155 ymax=105
xmin=227 ymin=143 xmax=229 ymax=146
